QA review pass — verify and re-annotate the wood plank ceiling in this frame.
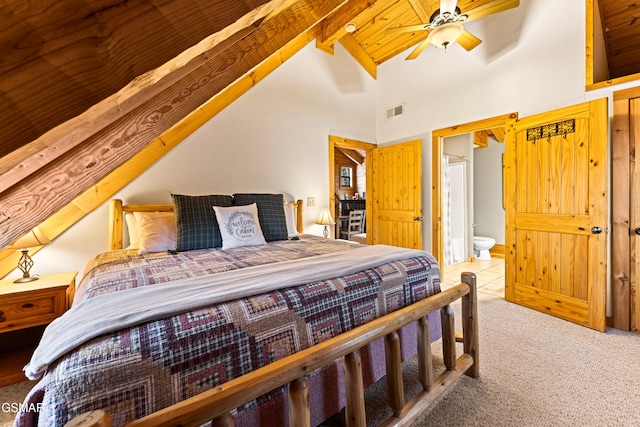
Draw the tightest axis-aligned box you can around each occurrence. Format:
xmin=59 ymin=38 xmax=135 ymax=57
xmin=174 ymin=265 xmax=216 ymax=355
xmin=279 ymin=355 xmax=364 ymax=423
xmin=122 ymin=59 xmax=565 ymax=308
xmin=598 ymin=0 xmax=640 ymax=79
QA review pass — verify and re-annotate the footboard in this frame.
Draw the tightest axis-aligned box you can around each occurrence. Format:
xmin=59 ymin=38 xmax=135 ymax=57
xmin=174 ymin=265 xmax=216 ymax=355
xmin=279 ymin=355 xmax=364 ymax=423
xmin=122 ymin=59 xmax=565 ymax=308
xmin=67 ymin=273 xmax=478 ymax=427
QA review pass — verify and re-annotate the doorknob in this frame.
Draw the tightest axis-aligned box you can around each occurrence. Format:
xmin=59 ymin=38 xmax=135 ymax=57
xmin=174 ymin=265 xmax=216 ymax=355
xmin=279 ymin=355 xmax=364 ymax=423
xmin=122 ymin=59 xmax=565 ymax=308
xmin=591 ymin=226 xmax=602 ymax=234
xmin=635 ymin=228 xmax=640 ymax=235
xmin=413 ymin=216 xmax=423 ymax=222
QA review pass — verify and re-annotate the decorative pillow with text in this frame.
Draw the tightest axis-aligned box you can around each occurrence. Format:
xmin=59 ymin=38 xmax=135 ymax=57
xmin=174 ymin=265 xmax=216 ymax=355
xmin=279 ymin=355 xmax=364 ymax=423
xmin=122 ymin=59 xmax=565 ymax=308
xmin=213 ymin=203 xmax=267 ymax=250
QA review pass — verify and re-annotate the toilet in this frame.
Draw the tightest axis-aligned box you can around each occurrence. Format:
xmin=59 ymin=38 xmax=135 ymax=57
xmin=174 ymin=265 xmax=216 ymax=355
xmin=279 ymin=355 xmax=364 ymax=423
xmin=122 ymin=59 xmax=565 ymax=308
xmin=473 ymin=236 xmax=496 ymax=261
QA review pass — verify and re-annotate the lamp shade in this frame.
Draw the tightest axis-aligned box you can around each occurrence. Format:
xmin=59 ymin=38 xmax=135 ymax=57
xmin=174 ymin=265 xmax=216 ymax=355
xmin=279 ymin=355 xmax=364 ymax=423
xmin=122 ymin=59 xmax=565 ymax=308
xmin=316 ymin=209 xmax=335 ymax=226
xmin=10 ymin=227 xmax=51 ymax=249
xmin=427 ymin=22 xmax=464 ymax=48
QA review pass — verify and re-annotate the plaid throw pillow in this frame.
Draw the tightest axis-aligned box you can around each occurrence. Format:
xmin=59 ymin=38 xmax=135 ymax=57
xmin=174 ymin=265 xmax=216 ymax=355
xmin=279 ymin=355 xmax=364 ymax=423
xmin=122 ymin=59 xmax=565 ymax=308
xmin=172 ymin=193 xmax=233 ymax=251
xmin=232 ymin=193 xmax=288 ymax=241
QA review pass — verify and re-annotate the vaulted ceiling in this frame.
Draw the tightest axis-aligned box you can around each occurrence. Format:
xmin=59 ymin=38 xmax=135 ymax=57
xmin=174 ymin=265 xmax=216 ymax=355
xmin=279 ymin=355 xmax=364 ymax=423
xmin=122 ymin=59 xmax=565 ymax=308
xmin=1 ymin=0 xmax=637 ymax=275
xmin=0 ymin=0 xmax=524 ymax=256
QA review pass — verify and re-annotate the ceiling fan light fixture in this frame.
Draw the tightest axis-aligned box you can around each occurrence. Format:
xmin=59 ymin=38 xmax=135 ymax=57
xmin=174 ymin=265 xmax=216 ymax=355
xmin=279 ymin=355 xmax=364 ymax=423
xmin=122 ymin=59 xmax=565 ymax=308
xmin=427 ymin=22 xmax=464 ymax=49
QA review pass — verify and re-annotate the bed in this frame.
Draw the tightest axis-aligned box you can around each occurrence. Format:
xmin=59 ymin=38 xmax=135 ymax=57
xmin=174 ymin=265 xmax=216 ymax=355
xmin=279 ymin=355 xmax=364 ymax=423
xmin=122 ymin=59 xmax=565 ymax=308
xmin=16 ymin=193 xmax=478 ymax=427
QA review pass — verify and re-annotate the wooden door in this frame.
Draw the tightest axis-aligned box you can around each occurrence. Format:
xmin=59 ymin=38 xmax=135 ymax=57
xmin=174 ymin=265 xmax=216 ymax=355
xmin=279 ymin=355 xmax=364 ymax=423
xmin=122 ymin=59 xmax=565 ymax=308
xmin=371 ymin=139 xmax=422 ymax=249
xmin=504 ymin=99 xmax=608 ymax=331
xmin=632 ymin=98 xmax=640 ymax=333
xmin=613 ymin=87 xmax=640 ymax=333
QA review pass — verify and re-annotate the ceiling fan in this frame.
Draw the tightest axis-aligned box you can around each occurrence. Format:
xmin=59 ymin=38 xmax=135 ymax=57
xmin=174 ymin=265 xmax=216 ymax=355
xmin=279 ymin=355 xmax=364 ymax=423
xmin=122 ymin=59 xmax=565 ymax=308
xmin=387 ymin=0 xmax=520 ymax=60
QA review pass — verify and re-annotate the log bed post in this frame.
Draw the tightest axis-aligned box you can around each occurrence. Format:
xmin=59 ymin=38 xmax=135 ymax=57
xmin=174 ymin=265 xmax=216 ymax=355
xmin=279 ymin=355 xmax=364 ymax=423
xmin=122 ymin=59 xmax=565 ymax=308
xmin=288 ymin=377 xmax=310 ymax=427
xmin=344 ymin=351 xmax=366 ymax=427
xmin=461 ymin=272 xmax=479 ymax=378
xmin=440 ymin=304 xmax=456 ymax=370
xmin=210 ymin=412 xmax=234 ymax=427
xmin=417 ymin=316 xmax=433 ymax=392
xmin=384 ymin=331 xmax=405 ymax=417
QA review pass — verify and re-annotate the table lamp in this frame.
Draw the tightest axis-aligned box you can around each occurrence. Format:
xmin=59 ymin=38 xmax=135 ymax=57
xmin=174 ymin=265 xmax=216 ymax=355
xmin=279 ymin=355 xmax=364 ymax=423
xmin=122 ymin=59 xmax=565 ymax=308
xmin=315 ymin=209 xmax=335 ymax=238
xmin=10 ymin=227 xmax=51 ymax=283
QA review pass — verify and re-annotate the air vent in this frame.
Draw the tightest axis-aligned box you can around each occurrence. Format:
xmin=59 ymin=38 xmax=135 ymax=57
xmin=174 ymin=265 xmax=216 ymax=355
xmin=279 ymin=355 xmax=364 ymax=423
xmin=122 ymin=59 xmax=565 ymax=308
xmin=386 ymin=103 xmax=404 ymax=120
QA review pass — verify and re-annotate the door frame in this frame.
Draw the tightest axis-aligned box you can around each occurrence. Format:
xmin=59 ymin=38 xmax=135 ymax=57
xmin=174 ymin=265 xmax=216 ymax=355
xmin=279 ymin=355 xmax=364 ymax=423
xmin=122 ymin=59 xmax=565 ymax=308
xmin=328 ymin=135 xmax=376 ymax=241
xmin=431 ymin=113 xmax=518 ymax=273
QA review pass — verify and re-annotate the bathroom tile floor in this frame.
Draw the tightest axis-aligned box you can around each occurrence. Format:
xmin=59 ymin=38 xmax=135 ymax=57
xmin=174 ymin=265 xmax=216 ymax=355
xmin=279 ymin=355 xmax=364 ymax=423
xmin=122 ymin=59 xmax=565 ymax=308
xmin=441 ymin=257 xmax=505 ymax=298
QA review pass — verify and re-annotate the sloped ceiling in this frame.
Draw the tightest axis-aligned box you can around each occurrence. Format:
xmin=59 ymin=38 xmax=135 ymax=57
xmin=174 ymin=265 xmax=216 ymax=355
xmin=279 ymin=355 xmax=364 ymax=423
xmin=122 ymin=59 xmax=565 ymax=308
xmin=598 ymin=0 xmax=640 ymax=79
xmin=0 ymin=0 xmax=528 ymax=256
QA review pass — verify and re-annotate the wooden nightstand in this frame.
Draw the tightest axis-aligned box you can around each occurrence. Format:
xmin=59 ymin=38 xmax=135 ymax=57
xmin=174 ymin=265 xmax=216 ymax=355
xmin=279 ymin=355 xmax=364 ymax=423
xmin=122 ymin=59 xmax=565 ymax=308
xmin=0 ymin=272 xmax=77 ymax=386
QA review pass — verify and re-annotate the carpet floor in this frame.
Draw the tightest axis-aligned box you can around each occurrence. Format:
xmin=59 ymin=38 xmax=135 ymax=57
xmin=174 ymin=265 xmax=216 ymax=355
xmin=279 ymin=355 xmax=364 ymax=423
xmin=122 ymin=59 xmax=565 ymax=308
xmin=2 ymin=293 xmax=639 ymax=426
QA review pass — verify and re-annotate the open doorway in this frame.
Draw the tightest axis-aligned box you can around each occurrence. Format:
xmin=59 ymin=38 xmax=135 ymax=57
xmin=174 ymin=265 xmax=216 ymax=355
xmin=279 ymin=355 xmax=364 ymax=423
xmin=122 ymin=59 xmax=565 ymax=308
xmin=328 ymin=135 xmax=375 ymax=241
xmin=431 ymin=113 xmax=517 ymax=294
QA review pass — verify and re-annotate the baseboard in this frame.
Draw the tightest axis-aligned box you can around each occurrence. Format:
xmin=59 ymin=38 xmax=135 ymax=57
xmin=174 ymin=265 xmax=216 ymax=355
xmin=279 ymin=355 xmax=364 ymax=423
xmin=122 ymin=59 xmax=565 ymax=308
xmin=490 ymin=244 xmax=506 ymax=259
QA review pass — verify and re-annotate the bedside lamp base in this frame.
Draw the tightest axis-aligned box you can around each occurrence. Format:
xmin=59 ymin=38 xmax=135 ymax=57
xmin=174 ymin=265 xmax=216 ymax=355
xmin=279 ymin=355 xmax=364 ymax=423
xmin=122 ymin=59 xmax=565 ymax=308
xmin=14 ymin=276 xmax=39 ymax=283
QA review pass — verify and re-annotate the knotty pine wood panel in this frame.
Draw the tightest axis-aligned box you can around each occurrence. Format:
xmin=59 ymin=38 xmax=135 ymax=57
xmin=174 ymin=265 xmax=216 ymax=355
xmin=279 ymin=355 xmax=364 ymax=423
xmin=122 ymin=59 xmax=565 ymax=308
xmin=319 ymin=0 xmax=388 ymax=46
xmin=0 ymin=0 xmax=347 ymax=249
xmin=0 ymin=0 xmax=270 ymax=159
xmin=372 ymin=140 xmax=421 ymax=249
xmin=575 ymin=120 xmax=590 ymax=216
xmin=512 ymin=283 xmax=590 ymax=327
xmin=508 ymin=100 xmax=607 ymax=331
xmin=598 ymin=0 xmax=640 ymax=78
xmin=548 ymin=232 xmax=561 ymax=295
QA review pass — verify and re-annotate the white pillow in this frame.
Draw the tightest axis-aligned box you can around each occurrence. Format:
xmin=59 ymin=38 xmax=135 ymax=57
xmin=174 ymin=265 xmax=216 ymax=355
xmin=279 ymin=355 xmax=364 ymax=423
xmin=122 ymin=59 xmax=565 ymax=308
xmin=284 ymin=202 xmax=298 ymax=238
xmin=124 ymin=213 xmax=140 ymax=249
xmin=133 ymin=211 xmax=176 ymax=254
xmin=213 ymin=203 xmax=267 ymax=250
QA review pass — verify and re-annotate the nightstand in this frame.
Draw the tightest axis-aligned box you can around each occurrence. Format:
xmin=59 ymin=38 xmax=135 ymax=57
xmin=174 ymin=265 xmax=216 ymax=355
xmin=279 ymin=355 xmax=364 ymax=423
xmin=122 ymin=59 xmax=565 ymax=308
xmin=0 ymin=272 xmax=77 ymax=386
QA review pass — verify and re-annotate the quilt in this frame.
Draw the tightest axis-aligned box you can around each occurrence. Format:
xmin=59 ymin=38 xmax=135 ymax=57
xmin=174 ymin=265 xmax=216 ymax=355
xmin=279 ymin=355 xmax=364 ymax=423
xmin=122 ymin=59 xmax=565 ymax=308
xmin=16 ymin=236 xmax=441 ymax=427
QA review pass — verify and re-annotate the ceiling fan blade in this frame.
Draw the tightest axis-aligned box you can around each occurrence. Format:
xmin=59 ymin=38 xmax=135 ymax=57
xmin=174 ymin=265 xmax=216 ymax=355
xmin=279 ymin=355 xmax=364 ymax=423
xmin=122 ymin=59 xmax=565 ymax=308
xmin=457 ymin=30 xmax=482 ymax=51
xmin=386 ymin=23 xmax=431 ymax=35
xmin=464 ymin=0 xmax=520 ymax=23
xmin=406 ymin=36 xmax=432 ymax=60
xmin=440 ymin=0 xmax=459 ymax=15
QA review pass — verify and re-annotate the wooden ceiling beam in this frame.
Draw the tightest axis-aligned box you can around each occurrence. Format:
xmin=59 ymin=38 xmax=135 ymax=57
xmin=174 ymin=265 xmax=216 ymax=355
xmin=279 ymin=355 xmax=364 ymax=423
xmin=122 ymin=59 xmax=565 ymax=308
xmin=473 ymin=131 xmax=489 ymax=148
xmin=321 ymin=0 xmax=402 ymax=46
xmin=491 ymin=127 xmax=506 ymax=143
xmin=407 ymin=0 xmax=435 ymax=23
xmin=0 ymin=0 xmax=349 ymax=251
xmin=338 ymin=33 xmax=378 ymax=78
xmin=337 ymin=148 xmax=365 ymax=165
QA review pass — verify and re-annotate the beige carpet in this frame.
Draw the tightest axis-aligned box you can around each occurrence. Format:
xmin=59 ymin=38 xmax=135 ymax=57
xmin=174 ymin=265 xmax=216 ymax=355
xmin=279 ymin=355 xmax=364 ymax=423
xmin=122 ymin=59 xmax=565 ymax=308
xmin=2 ymin=293 xmax=639 ymax=426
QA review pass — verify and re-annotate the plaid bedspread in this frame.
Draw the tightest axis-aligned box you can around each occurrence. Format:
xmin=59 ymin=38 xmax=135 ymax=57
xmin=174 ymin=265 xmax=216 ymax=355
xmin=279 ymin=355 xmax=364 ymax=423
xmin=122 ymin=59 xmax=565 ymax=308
xmin=17 ymin=236 xmax=441 ymax=427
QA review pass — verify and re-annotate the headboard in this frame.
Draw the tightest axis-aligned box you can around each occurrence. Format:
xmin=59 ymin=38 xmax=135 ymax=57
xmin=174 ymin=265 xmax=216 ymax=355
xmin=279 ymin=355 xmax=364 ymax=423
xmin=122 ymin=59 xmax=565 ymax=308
xmin=109 ymin=199 xmax=304 ymax=250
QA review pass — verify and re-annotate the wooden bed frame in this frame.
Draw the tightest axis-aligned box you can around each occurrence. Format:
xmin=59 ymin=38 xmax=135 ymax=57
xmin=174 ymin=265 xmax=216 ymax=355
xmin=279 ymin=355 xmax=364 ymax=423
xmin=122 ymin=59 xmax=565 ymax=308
xmin=68 ymin=200 xmax=479 ymax=427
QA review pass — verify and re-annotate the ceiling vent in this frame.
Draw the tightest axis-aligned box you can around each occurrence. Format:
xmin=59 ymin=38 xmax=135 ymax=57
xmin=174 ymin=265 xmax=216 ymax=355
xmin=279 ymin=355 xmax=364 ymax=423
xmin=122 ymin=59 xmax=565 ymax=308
xmin=386 ymin=103 xmax=404 ymax=120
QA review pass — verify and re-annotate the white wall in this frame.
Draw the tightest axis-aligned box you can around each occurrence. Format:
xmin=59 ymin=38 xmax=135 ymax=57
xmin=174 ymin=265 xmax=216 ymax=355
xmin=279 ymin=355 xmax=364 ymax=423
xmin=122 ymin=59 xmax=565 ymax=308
xmin=474 ymin=136 xmax=506 ymax=244
xmin=12 ymin=41 xmax=376 ymax=281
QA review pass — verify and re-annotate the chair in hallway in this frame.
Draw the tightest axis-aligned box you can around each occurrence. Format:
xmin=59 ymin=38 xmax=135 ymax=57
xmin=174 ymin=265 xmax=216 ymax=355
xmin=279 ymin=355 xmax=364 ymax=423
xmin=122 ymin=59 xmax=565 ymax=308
xmin=339 ymin=210 xmax=364 ymax=241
